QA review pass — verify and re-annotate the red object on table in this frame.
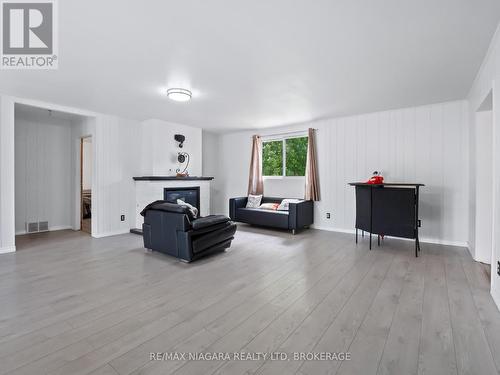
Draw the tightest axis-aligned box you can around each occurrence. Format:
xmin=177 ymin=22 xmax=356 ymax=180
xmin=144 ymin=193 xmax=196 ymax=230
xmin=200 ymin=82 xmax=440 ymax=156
xmin=366 ymin=175 xmax=384 ymax=184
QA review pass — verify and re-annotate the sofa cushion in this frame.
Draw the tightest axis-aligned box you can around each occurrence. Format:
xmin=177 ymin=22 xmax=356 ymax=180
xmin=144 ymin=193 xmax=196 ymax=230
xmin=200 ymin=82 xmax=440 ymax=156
xmin=236 ymin=207 xmax=289 ymax=229
xmin=277 ymin=198 xmax=303 ymax=211
xmin=246 ymin=194 xmax=263 ymax=208
xmin=240 ymin=207 xmax=289 ymax=215
xmin=259 ymin=203 xmax=280 ymax=210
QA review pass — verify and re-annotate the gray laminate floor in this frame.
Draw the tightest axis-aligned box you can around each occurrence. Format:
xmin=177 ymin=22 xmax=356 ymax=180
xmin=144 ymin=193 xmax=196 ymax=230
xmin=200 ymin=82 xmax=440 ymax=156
xmin=1 ymin=226 xmax=500 ymax=375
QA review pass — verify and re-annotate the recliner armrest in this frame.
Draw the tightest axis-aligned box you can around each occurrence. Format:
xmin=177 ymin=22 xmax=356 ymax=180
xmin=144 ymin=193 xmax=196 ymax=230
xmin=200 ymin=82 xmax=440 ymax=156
xmin=192 ymin=215 xmax=230 ymax=230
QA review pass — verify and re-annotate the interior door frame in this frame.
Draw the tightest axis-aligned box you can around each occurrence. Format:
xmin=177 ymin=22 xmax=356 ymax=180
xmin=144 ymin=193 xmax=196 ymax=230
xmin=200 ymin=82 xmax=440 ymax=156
xmin=80 ymin=135 xmax=92 ymax=234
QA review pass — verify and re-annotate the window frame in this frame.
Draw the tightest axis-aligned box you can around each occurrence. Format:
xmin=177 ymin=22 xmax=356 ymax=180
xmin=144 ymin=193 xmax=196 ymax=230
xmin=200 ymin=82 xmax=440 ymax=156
xmin=262 ymin=133 xmax=308 ymax=179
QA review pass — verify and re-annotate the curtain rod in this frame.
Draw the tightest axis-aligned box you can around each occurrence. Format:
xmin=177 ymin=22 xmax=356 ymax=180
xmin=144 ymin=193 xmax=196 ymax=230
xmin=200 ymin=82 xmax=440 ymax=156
xmin=252 ymin=128 xmax=318 ymax=139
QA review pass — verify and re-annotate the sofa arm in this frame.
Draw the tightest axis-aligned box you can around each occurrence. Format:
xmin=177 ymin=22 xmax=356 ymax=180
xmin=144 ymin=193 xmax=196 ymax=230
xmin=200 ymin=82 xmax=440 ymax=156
xmin=229 ymin=197 xmax=247 ymax=219
xmin=289 ymin=200 xmax=314 ymax=230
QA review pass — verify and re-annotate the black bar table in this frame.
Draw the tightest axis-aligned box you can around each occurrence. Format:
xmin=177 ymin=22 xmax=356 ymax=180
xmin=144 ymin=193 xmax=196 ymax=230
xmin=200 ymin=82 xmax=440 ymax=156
xmin=349 ymin=183 xmax=424 ymax=257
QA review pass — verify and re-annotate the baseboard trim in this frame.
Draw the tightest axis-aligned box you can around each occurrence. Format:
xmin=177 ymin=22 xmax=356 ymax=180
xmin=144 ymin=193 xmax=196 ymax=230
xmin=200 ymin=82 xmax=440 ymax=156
xmin=50 ymin=225 xmax=73 ymax=231
xmin=0 ymin=245 xmax=16 ymax=254
xmin=311 ymin=226 xmax=468 ymax=247
xmin=15 ymin=225 xmax=73 ymax=236
xmin=491 ymin=289 xmax=500 ymax=312
xmin=92 ymin=229 xmax=131 ymax=238
xmin=312 ymin=226 xmax=354 ymax=235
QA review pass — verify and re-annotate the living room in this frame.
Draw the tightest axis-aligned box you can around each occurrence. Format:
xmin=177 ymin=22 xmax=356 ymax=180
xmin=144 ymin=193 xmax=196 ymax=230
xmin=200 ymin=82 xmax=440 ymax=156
xmin=1 ymin=1 xmax=500 ymax=375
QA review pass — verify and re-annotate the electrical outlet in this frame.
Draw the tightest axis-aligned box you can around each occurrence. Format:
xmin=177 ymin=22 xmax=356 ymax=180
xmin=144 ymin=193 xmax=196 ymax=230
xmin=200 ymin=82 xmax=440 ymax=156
xmin=120 ymin=215 xmax=125 ymax=222
xmin=497 ymin=261 xmax=500 ymax=277
xmin=326 ymin=213 xmax=331 ymax=219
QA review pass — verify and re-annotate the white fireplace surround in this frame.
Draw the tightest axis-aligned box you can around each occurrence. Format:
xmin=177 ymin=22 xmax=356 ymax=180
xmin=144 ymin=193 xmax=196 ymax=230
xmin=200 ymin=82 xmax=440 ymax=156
xmin=135 ymin=179 xmax=211 ymax=229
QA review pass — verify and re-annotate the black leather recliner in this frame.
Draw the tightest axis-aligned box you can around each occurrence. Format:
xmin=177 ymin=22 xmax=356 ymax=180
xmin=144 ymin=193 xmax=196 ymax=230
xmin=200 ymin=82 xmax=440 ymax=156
xmin=141 ymin=201 xmax=237 ymax=262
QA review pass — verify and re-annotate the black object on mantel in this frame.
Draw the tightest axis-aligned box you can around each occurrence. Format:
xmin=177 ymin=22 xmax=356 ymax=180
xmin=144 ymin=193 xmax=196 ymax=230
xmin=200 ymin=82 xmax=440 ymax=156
xmin=348 ymin=182 xmax=424 ymax=257
xmin=133 ymin=176 xmax=214 ymax=181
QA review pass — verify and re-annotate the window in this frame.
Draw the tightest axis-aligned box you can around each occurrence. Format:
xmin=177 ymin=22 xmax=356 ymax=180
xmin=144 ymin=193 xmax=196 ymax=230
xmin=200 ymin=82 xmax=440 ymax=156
xmin=262 ymin=140 xmax=283 ymax=176
xmin=262 ymin=135 xmax=308 ymax=177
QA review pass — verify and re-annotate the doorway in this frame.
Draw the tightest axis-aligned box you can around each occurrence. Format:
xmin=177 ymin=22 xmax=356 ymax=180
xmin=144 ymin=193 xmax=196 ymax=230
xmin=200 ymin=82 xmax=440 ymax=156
xmin=80 ymin=136 xmax=92 ymax=234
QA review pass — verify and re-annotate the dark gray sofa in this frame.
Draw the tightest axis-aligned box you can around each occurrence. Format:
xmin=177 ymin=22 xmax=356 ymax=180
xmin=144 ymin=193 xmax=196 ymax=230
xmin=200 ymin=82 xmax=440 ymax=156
xmin=229 ymin=196 xmax=314 ymax=234
xmin=141 ymin=201 xmax=237 ymax=262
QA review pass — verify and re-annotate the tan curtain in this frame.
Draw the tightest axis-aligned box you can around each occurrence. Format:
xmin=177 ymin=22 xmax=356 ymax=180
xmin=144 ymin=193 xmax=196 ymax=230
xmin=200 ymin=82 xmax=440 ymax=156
xmin=248 ymin=135 xmax=264 ymax=195
xmin=305 ymin=128 xmax=320 ymax=201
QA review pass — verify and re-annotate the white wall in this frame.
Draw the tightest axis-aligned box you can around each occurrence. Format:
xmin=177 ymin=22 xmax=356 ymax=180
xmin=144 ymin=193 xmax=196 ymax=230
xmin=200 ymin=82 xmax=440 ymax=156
xmin=1 ymin=98 xmax=204 ymax=245
xmin=208 ymin=129 xmax=307 ymax=214
xmin=468 ymin=24 xmax=500 ymax=309
xmin=82 ymin=138 xmax=92 ymax=190
xmin=92 ymin=115 xmax=141 ymax=237
xmin=140 ymin=119 xmax=202 ymax=176
xmin=207 ymin=100 xmax=469 ymax=246
xmin=474 ymin=111 xmax=493 ymax=264
xmin=0 ymin=96 xmax=15 ymax=253
xmin=70 ymin=114 xmax=142 ymax=237
xmin=202 ymin=131 xmax=221 ymax=213
xmin=15 ymin=109 xmax=73 ymax=234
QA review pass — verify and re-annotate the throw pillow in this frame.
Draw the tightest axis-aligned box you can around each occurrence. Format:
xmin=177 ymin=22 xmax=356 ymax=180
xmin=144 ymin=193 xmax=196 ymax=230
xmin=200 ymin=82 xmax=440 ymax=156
xmin=176 ymin=199 xmax=199 ymax=218
xmin=259 ymin=203 xmax=280 ymax=210
xmin=246 ymin=194 xmax=263 ymax=208
xmin=277 ymin=198 xmax=302 ymax=211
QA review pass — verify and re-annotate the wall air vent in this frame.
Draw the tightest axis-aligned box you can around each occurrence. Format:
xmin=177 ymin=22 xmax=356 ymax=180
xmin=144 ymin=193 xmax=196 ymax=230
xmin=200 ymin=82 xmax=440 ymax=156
xmin=26 ymin=222 xmax=39 ymax=233
xmin=38 ymin=221 xmax=49 ymax=232
xmin=25 ymin=221 xmax=49 ymax=233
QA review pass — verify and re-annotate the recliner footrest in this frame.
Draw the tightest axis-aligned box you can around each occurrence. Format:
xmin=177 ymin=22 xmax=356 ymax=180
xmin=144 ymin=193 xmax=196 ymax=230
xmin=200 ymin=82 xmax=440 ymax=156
xmin=192 ymin=222 xmax=237 ymax=254
xmin=192 ymin=215 xmax=230 ymax=230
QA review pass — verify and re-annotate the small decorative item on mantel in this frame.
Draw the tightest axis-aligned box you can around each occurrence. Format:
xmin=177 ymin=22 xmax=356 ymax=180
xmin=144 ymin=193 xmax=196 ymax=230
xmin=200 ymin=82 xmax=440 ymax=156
xmin=176 ymin=152 xmax=190 ymax=177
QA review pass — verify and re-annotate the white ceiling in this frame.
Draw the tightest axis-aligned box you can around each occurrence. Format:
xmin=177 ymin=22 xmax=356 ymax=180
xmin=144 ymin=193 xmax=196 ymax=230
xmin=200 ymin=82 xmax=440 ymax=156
xmin=1 ymin=0 xmax=499 ymax=131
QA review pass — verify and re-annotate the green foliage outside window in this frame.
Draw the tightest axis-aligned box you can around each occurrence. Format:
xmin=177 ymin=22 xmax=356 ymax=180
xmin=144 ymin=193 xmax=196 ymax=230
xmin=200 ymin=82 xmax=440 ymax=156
xmin=262 ymin=140 xmax=283 ymax=176
xmin=286 ymin=137 xmax=308 ymax=176
xmin=262 ymin=136 xmax=308 ymax=176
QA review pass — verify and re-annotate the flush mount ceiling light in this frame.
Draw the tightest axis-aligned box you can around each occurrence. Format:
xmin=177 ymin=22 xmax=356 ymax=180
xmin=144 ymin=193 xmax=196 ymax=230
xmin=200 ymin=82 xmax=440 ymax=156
xmin=166 ymin=88 xmax=192 ymax=102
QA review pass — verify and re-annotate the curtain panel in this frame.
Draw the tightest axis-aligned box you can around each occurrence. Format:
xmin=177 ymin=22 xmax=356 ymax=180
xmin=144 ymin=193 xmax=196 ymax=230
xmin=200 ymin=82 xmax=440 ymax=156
xmin=248 ymin=135 xmax=264 ymax=195
xmin=305 ymin=128 xmax=320 ymax=201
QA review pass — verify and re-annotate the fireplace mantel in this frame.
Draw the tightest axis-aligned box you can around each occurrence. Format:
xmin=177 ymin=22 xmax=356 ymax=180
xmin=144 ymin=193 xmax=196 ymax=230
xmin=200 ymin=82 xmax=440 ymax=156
xmin=134 ymin=178 xmax=212 ymax=229
xmin=133 ymin=176 xmax=214 ymax=181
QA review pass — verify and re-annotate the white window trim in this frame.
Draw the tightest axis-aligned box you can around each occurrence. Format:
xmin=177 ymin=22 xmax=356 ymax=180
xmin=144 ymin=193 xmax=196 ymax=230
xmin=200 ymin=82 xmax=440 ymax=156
xmin=262 ymin=132 xmax=308 ymax=178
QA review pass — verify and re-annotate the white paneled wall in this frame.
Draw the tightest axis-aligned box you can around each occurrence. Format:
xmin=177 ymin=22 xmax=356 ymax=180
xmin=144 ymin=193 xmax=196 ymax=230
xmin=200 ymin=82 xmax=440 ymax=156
xmin=474 ymin=111 xmax=493 ymax=264
xmin=468 ymin=24 xmax=500 ymax=309
xmin=69 ymin=114 xmax=141 ymax=238
xmin=207 ymin=100 xmax=469 ymax=246
xmin=315 ymin=101 xmax=468 ymax=245
xmin=0 ymin=96 xmax=15 ymax=253
xmin=140 ymin=119 xmax=203 ymax=176
xmin=202 ymin=131 xmax=222 ymax=212
xmin=92 ymin=115 xmax=141 ymax=237
xmin=15 ymin=110 xmax=73 ymax=234
xmin=1 ymin=99 xmax=199 ymax=243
